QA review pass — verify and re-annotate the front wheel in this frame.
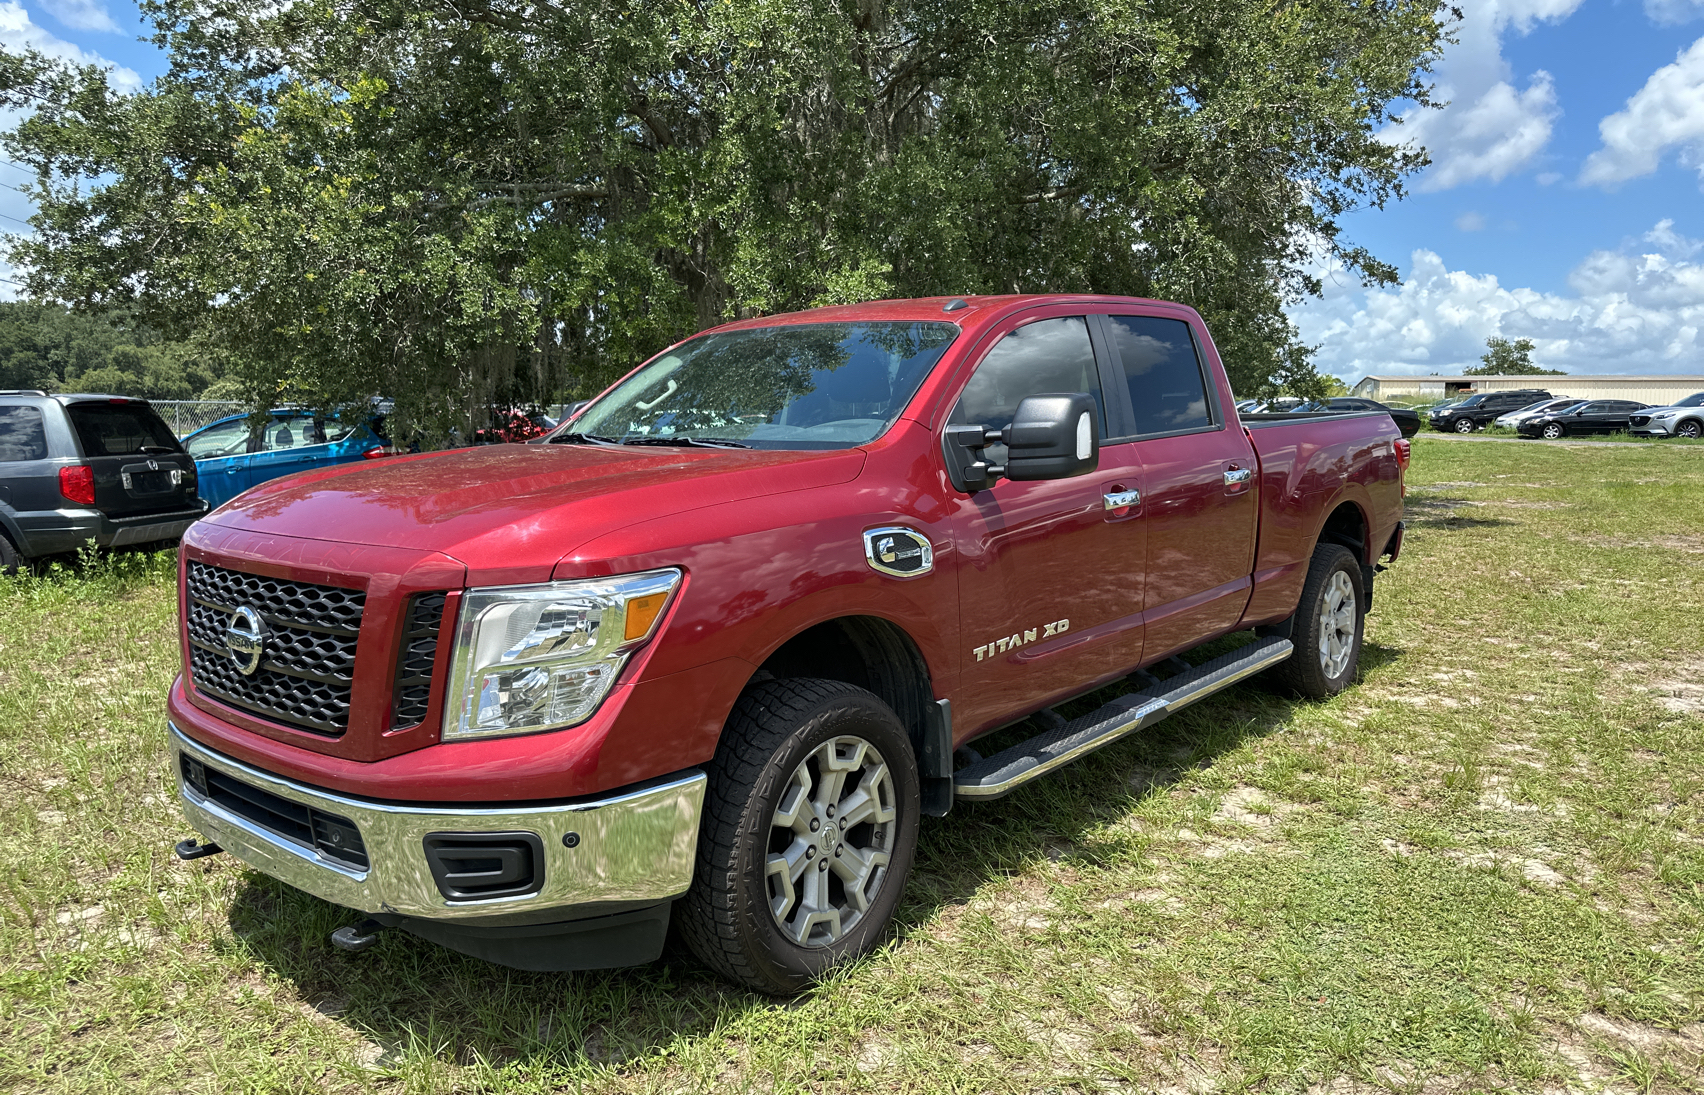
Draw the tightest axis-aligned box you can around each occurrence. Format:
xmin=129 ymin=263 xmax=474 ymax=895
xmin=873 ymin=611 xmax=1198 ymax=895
xmin=1266 ymin=543 xmax=1366 ymax=699
xmin=1453 ymin=417 xmax=1476 ymax=433
xmin=1678 ymin=419 xmax=1703 ymax=440
xmin=679 ymin=678 xmax=920 ymax=995
xmin=1541 ymin=422 xmax=1565 ymax=439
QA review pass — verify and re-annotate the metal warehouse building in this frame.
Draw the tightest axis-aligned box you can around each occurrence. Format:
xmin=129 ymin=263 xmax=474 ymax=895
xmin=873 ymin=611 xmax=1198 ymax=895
xmin=1352 ymin=374 xmax=1704 ymax=405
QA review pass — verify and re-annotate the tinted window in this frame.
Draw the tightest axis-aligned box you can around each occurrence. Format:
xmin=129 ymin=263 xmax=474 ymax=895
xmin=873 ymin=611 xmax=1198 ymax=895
xmin=1107 ymin=316 xmax=1212 ymax=435
xmin=950 ymin=316 xmax=1104 ymax=464
xmin=574 ymin=321 xmax=958 ymax=450
xmin=66 ymin=403 xmax=181 ymax=456
xmin=0 ymin=406 xmax=48 ymax=462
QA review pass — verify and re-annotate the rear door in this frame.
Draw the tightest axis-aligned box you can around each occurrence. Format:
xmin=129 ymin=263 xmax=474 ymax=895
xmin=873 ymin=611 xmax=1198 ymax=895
xmin=947 ymin=309 xmax=1147 ymax=737
xmin=0 ymin=403 xmax=57 ymax=524
xmin=1100 ymin=309 xmax=1259 ymax=660
xmin=62 ymin=400 xmax=198 ymax=517
xmin=244 ymin=414 xmax=330 ymax=488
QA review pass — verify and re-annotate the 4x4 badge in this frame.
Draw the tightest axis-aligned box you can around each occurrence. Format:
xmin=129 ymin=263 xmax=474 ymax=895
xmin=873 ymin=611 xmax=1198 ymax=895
xmin=862 ymin=526 xmax=933 ymax=579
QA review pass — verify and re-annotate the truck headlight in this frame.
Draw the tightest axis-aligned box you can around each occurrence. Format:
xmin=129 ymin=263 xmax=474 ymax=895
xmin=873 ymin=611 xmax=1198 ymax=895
xmin=443 ymin=569 xmax=682 ymax=740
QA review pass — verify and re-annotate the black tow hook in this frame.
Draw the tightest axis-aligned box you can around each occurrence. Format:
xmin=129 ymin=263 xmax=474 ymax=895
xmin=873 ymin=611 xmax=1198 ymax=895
xmin=175 ymin=838 xmax=223 ymax=860
xmin=330 ymin=918 xmax=389 ymax=953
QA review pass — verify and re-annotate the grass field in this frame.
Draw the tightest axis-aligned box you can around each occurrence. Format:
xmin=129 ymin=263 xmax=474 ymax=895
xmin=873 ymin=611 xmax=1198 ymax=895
xmin=2 ymin=437 xmax=1701 ymax=1094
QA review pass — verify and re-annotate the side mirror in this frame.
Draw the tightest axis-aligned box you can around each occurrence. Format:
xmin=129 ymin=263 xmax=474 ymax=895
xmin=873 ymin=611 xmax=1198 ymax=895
xmin=943 ymin=392 xmax=1099 ymax=493
xmin=564 ymin=399 xmax=591 ymax=420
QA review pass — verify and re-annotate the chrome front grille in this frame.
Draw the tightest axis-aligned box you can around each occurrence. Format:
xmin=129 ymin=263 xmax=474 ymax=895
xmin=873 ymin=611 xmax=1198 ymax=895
xmin=185 ymin=562 xmax=365 ymax=735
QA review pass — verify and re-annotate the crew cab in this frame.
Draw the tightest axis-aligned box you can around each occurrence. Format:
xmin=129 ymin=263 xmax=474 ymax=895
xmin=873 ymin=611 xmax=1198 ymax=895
xmin=167 ymin=295 xmax=1406 ymax=994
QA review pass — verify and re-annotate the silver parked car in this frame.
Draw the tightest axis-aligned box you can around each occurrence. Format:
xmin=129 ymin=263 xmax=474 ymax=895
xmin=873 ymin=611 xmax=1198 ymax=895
xmin=1628 ymin=392 xmax=1704 ymax=439
xmin=1493 ymin=397 xmax=1585 ymax=430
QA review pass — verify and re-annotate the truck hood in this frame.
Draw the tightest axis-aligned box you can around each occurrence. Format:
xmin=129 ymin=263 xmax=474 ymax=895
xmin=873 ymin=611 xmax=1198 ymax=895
xmin=204 ymin=443 xmax=866 ymax=574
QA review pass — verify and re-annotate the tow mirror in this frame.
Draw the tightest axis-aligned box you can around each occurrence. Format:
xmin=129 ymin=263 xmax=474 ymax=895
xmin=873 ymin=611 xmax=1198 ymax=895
xmin=943 ymin=392 xmax=1099 ymax=493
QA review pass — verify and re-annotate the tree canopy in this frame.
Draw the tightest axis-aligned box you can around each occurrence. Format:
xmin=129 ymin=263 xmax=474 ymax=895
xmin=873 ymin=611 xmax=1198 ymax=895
xmin=0 ymin=301 xmax=222 ymax=398
xmin=1466 ymin=336 xmax=1565 ymax=376
xmin=1 ymin=0 xmax=1448 ymax=441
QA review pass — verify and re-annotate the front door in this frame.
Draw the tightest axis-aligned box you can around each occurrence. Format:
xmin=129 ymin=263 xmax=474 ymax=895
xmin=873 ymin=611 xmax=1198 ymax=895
xmin=947 ymin=311 xmax=1147 ymax=740
xmin=1100 ymin=311 xmax=1259 ymax=660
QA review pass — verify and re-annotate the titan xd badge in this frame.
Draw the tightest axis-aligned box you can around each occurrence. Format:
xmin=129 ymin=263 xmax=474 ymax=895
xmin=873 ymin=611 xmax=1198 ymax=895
xmin=862 ymin=526 xmax=934 ymax=578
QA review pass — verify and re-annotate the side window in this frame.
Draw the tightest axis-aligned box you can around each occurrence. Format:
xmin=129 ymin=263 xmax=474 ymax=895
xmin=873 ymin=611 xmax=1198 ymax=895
xmin=0 ymin=406 xmax=48 ymax=462
xmin=263 ymin=415 xmax=315 ymax=451
xmin=950 ymin=316 xmax=1104 ymax=464
xmin=184 ymin=420 xmax=251 ymax=458
xmin=1107 ymin=316 xmax=1213 ymax=436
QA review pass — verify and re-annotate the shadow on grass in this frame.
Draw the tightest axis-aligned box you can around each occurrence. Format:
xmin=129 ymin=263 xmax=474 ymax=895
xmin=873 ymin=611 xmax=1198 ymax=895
xmin=222 ymin=634 xmax=1406 ymax=1075
xmin=1401 ymin=495 xmax=1518 ymax=532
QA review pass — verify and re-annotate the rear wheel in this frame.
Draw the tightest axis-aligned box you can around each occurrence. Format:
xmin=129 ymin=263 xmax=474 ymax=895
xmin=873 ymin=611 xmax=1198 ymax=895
xmin=1266 ymin=544 xmax=1365 ymax=699
xmin=1541 ymin=422 xmax=1565 ymax=439
xmin=1453 ymin=417 xmax=1476 ymax=433
xmin=679 ymin=678 xmax=920 ymax=995
xmin=0 ymin=533 xmax=18 ymax=575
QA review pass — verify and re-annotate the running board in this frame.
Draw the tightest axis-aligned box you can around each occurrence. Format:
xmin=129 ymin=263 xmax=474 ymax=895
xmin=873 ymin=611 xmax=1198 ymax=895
xmin=952 ymin=637 xmax=1294 ymax=801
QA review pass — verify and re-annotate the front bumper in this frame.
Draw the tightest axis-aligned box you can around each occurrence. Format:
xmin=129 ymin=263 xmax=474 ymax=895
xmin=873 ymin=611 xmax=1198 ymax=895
xmin=171 ymin=725 xmax=706 ymax=921
xmin=1629 ymin=424 xmax=1671 ymax=437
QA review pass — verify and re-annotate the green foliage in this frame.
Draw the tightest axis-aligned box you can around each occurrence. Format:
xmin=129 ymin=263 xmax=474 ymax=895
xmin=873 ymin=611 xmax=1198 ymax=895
xmin=0 ymin=300 xmax=220 ymax=397
xmin=0 ymin=0 xmax=1449 ymax=440
xmin=1467 ymin=336 xmax=1565 ymax=376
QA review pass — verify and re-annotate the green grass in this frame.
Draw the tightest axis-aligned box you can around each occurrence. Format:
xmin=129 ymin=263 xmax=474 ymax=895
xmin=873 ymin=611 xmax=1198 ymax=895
xmin=3 ymin=437 xmax=1702 ymax=1093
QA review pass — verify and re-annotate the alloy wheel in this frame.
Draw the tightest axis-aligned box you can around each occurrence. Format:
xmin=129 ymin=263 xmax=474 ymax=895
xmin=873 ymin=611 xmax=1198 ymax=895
xmin=1317 ymin=569 xmax=1357 ymax=679
xmin=765 ymin=735 xmax=897 ymax=947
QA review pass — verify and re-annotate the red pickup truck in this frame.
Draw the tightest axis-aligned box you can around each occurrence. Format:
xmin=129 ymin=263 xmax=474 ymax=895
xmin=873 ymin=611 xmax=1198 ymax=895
xmin=169 ymin=294 xmax=1406 ymax=994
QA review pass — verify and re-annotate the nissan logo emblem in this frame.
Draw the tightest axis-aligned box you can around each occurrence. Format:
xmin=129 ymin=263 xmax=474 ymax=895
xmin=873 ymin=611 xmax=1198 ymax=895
xmin=225 ymin=605 xmax=268 ymax=676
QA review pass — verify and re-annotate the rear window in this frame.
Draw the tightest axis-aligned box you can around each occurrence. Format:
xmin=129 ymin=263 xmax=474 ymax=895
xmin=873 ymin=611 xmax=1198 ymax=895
xmin=0 ymin=406 xmax=48 ymax=462
xmin=66 ymin=402 xmax=182 ymax=457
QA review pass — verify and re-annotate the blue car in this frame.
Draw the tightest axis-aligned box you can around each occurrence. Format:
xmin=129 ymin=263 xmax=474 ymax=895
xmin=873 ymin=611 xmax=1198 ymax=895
xmin=182 ymin=409 xmax=390 ymax=508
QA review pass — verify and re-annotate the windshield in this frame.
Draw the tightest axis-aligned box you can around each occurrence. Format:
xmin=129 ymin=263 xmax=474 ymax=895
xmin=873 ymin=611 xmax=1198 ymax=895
xmin=567 ymin=322 xmax=960 ymax=450
xmin=1675 ymin=392 xmax=1704 ymax=408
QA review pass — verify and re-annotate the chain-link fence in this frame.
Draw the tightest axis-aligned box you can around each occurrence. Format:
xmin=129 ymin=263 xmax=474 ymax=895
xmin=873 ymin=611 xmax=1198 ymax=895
xmin=150 ymin=400 xmax=248 ymax=438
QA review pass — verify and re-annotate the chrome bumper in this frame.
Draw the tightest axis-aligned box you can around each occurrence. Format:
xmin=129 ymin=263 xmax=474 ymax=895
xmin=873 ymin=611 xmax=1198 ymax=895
xmin=171 ymin=725 xmax=706 ymax=920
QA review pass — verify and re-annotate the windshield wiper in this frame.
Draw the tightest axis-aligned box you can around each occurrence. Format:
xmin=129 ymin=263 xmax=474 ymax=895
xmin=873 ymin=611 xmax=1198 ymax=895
xmin=139 ymin=444 xmax=180 ymax=454
xmin=620 ymin=436 xmax=751 ymax=449
xmin=549 ymin=431 xmax=620 ymax=445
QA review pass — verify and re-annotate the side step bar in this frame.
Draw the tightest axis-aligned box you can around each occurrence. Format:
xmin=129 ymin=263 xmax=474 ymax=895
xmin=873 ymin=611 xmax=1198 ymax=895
xmin=953 ymin=636 xmax=1294 ymax=801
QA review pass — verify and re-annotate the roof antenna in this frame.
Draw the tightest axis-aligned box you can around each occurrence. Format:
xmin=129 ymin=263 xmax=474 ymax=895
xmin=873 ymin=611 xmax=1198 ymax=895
xmin=942 ymin=298 xmax=968 ymax=312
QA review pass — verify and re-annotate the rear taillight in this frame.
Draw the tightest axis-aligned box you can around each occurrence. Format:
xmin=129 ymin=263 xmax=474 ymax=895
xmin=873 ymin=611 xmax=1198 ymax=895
xmin=362 ymin=446 xmax=398 ymax=459
xmin=1393 ymin=438 xmax=1411 ymax=471
xmin=58 ymin=465 xmax=96 ymax=505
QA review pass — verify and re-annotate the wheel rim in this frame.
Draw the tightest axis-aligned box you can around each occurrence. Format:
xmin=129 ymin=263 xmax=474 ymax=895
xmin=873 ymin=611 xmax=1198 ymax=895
xmin=1317 ymin=570 xmax=1357 ymax=679
xmin=1455 ymin=419 xmax=1474 ymax=433
xmin=1681 ymin=422 xmax=1702 ymax=439
xmin=1543 ymin=424 xmax=1562 ymax=439
xmin=765 ymin=735 xmax=897 ymax=947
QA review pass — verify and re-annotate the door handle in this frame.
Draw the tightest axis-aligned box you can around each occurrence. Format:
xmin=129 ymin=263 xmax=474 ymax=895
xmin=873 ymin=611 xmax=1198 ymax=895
xmin=1223 ymin=466 xmax=1253 ymax=494
xmin=1103 ymin=489 xmax=1140 ymax=511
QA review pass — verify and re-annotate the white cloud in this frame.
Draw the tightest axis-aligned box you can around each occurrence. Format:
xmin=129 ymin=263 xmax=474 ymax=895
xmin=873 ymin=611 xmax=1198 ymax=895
xmin=1455 ymin=211 xmax=1488 ymax=231
xmin=1292 ymin=220 xmax=1704 ymax=378
xmin=0 ymin=2 xmax=139 ymax=90
xmin=1580 ymin=36 xmax=1704 ymax=189
xmin=39 ymin=0 xmax=117 ymax=33
xmin=1386 ymin=0 xmax=1583 ymax=191
xmin=1645 ymin=0 xmax=1704 ymax=24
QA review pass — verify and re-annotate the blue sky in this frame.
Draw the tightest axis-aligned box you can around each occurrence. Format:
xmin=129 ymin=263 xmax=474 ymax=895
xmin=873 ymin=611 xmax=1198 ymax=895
xmin=2 ymin=0 xmax=1703 ymax=380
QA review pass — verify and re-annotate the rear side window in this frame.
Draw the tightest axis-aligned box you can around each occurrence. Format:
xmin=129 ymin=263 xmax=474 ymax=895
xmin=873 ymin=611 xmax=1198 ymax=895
xmin=1107 ymin=316 xmax=1213 ymax=435
xmin=951 ymin=316 xmax=1105 ymax=445
xmin=66 ymin=403 xmax=182 ymax=456
xmin=0 ymin=406 xmax=48 ymax=462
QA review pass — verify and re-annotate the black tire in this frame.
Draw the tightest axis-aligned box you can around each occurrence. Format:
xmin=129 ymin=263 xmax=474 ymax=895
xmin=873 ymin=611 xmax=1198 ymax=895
xmin=678 ymin=677 xmax=920 ymax=996
xmin=1453 ymin=417 xmax=1476 ymax=433
xmin=0 ymin=532 xmax=20 ymax=575
xmin=1678 ymin=419 xmax=1703 ymax=440
xmin=1541 ymin=422 xmax=1565 ymax=440
xmin=1266 ymin=543 xmax=1366 ymax=699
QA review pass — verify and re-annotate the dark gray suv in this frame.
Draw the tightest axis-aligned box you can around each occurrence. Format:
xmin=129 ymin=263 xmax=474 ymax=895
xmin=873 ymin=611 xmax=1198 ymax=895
xmin=0 ymin=390 xmax=207 ymax=567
